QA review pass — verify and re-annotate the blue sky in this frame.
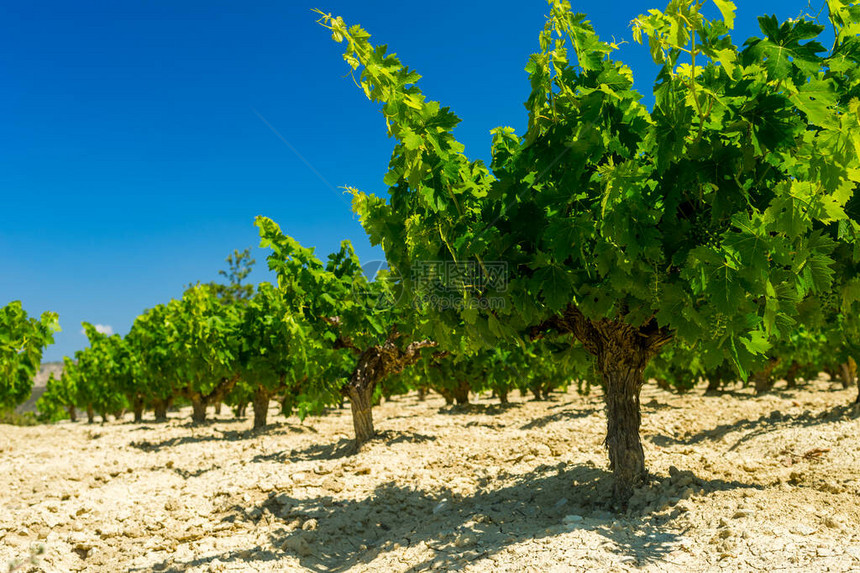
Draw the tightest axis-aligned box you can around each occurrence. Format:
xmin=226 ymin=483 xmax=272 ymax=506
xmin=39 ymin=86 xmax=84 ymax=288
xmin=0 ymin=0 xmax=826 ymax=360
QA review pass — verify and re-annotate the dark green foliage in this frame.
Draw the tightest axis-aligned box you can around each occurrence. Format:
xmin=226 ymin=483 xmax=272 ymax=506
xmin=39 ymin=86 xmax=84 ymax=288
xmin=319 ymin=0 xmax=860 ymax=499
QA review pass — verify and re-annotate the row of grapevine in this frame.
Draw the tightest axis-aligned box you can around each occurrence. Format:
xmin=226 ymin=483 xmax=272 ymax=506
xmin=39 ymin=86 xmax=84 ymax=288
xmin=8 ymin=0 xmax=860 ymax=505
xmin=37 ymin=282 xmax=323 ymax=428
xmin=0 ymin=301 xmax=59 ymax=413
xmin=34 ymin=227 xmax=589 ymax=445
xmin=318 ymin=0 xmax=860 ymax=501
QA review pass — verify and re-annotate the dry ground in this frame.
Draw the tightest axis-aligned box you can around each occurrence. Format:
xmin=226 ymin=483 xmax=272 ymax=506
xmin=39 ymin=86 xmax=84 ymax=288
xmin=2 ymin=378 xmax=859 ymax=572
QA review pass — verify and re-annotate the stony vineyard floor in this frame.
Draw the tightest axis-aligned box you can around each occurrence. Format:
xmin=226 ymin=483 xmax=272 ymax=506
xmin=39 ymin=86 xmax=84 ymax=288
xmin=2 ymin=378 xmax=859 ymax=572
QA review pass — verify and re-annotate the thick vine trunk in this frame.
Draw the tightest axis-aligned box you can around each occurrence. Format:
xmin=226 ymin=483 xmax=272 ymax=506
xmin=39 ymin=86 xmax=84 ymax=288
xmin=453 ymin=381 xmax=470 ymax=405
xmin=187 ymin=375 xmax=240 ymax=424
xmin=252 ymin=387 xmax=270 ymax=429
xmin=840 ymin=360 xmax=856 ymax=390
xmin=341 ymin=334 xmax=436 ymax=448
xmin=236 ymin=402 xmax=248 ymax=418
xmin=597 ymin=341 xmax=651 ymax=504
xmin=840 ymin=362 xmax=851 ymax=389
xmin=784 ymin=362 xmax=800 ymax=390
xmin=347 ymin=382 xmax=375 ymax=447
xmin=753 ymin=358 xmax=780 ymax=395
xmin=344 ymin=347 xmax=384 ymax=447
xmin=438 ymin=388 xmax=454 ymax=405
xmin=153 ymin=399 xmax=169 ymax=422
xmin=133 ymin=397 xmax=144 ymax=423
xmin=845 ymin=358 xmax=860 ymax=403
xmin=533 ymin=304 xmax=671 ymax=505
xmin=214 ymin=401 xmax=223 ymax=416
xmin=706 ymin=376 xmax=721 ymax=393
xmin=498 ymin=386 xmax=509 ymax=405
xmin=530 ymin=381 xmax=544 ymax=401
xmin=753 ymin=372 xmax=773 ymax=394
xmin=86 ymin=405 xmax=94 ymax=424
xmin=191 ymin=395 xmax=207 ymax=424
xmin=67 ymin=406 xmax=77 ymax=422
xmin=417 ymin=386 xmax=427 ymax=401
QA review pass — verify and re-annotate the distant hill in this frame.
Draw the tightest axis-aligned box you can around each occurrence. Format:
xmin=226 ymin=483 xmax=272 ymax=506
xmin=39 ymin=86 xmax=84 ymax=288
xmin=15 ymin=361 xmax=64 ymax=414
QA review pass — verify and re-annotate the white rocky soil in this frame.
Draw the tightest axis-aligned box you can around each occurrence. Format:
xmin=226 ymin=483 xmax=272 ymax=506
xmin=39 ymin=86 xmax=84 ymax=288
xmin=1 ymin=377 xmax=859 ymax=572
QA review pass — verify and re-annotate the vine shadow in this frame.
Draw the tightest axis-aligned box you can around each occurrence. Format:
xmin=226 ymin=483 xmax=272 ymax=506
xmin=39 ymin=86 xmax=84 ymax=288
xmin=252 ymin=437 xmax=357 ymax=463
xmin=376 ymin=429 xmax=437 ymax=445
xmin=519 ymin=407 xmax=602 ymax=430
xmin=134 ymin=463 xmax=761 ymax=573
xmin=251 ymin=430 xmax=438 ymax=465
xmin=129 ymin=423 xmax=317 ymax=452
xmin=436 ymin=403 xmax=525 ymax=416
xmin=651 ymin=403 xmax=859 ymax=449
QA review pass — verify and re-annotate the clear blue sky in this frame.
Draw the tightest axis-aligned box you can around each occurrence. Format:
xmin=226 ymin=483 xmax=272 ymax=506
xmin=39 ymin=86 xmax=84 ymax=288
xmin=0 ymin=0 xmax=825 ymax=361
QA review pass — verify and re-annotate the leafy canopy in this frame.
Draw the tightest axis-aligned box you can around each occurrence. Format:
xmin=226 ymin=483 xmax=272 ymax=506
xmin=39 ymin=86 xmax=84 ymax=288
xmin=0 ymin=301 xmax=60 ymax=410
xmin=318 ymin=0 xmax=860 ymax=376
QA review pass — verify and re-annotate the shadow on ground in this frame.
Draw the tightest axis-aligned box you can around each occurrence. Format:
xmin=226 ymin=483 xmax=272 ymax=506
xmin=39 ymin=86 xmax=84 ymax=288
xmin=651 ymin=403 xmax=860 ymax=450
xmin=251 ymin=430 xmax=439 ymax=464
xmin=519 ymin=406 xmax=602 ymax=430
xmin=129 ymin=422 xmax=318 ymax=452
xmin=251 ymin=437 xmax=357 ymax=464
xmin=134 ymin=463 xmax=760 ymax=573
xmin=436 ymin=403 xmax=525 ymax=417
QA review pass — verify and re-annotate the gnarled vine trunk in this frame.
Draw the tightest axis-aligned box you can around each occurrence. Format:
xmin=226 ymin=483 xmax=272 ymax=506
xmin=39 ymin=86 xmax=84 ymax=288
xmin=840 ymin=359 xmax=856 ymax=391
xmin=784 ymin=362 xmax=800 ymax=390
xmin=345 ymin=345 xmax=387 ymax=447
xmin=752 ymin=372 xmax=773 ymax=394
xmin=342 ymin=333 xmax=436 ymax=449
xmin=452 ymin=380 xmax=470 ymax=405
xmin=841 ymin=358 xmax=860 ymax=405
xmin=191 ymin=395 xmax=207 ymax=424
xmin=132 ymin=397 xmax=145 ymax=423
xmin=188 ymin=374 xmax=240 ymax=425
xmin=597 ymin=335 xmax=652 ymax=503
xmin=753 ymin=358 xmax=780 ymax=395
xmin=67 ymin=405 xmax=77 ymax=422
xmin=706 ymin=376 xmax=721 ymax=393
xmin=841 ymin=363 xmax=851 ymax=389
xmin=153 ymin=398 xmax=169 ymax=422
xmin=535 ymin=304 xmax=671 ymax=504
xmin=252 ymin=387 xmax=270 ymax=429
xmin=438 ymin=388 xmax=455 ymax=405
xmin=497 ymin=386 xmax=509 ymax=405
xmin=86 ymin=405 xmax=94 ymax=424
xmin=347 ymin=381 xmax=375 ymax=447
